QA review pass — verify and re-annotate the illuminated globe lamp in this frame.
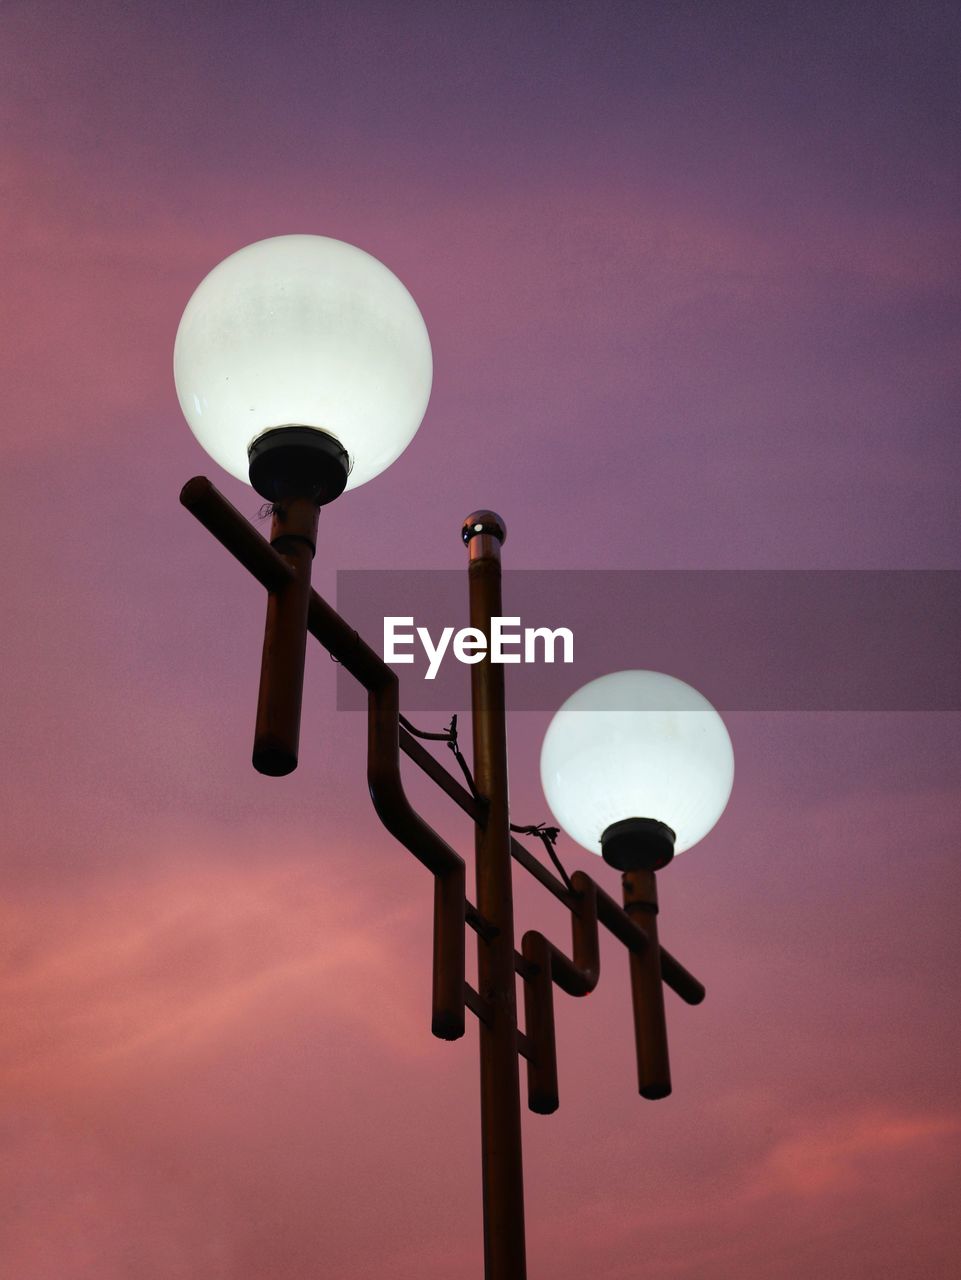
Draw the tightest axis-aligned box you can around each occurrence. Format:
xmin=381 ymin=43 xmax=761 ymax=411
xmin=540 ymin=669 xmax=734 ymax=872
xmin=174 ymin=233 xmax=433 ymax=504
xmin=540 ymin=670 xmax=733 ymax=1098
xmin=174 ymin=234 xmax=433 ymax=776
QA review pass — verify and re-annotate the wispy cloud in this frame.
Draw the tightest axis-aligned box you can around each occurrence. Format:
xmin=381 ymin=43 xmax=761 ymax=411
xmin=0 ymin=848 xmax=428 ymax=1094
xmin=747 ymin=1108 xmax=961 ymax=1198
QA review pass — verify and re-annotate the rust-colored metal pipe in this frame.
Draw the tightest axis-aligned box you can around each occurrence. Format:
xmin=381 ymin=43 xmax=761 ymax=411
xmin=180 ymin=477 xmax=467 ymax=1040
xmin=180 ymin=476 xmax=293 ymax=591
xmin=623 ymin=868 xmax=672 ymax=1099
xmin=394 ymin=716 xmax=706 ymax=1009
xmin=465 ymin=511 xmax=528 ymax=1280
xmin=521 ymin=870 xmax=600 ymax=1113
xmin=252 ymin=496 xmax=320 ymax=776
xmin=363 ymin=666 xmax=467 ymax=1040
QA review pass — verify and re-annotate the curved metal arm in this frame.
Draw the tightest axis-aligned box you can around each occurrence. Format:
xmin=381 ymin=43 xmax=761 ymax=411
xmin=393 ymin=704 xmax=705 ymax=1008
xmin=181 ymin=477 xmax=468 ymax=1039
xmin=180 ymin=475 xmax=705 ymax=1067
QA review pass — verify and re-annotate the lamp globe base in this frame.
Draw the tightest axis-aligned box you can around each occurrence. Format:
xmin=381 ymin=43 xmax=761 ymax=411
xmin=601 ymin=818 xmax=676 ymax=872
xmin=247 ymin=426 xmax=350 ymax=505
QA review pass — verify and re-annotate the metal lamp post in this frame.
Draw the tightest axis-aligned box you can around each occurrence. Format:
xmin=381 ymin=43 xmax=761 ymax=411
xmin=175 ymin=235 xmax=734 ymax=1280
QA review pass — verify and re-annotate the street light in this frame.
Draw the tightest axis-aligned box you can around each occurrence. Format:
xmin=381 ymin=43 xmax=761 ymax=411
xmin=176 ymin=235 xmax=732 ymax=1280
xmin=539 ymin=669 xmax=733 ymax=1103
xmin=175 ymin=234 xmax=433 ymax=775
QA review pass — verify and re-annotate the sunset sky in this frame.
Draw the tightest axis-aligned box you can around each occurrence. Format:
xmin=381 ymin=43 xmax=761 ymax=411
xmin=2 ymin=2 xmax=960 ymax=1277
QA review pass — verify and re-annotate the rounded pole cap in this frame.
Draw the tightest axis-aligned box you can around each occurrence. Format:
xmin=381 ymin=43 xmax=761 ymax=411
xmin=462 ymin=510 xmax=507 ymax=546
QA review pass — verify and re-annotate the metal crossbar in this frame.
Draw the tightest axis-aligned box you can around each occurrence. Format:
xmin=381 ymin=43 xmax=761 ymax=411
xmin=181 ymin=474 xmax=705 ymax=1118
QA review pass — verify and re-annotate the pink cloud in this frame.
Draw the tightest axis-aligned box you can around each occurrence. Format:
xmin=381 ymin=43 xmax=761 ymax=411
xmin=523 ymin=1103 xmax=961 ymax=1279
xmin=755 ymin=1109 xmax=961 ymax=1197
xmin=1 ymin=848 xmax=429 ymax=1100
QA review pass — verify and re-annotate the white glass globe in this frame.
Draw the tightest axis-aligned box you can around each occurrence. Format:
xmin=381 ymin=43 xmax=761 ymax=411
xmin=174 ymin=234 xmax=433 ymax=490
xmin=540 ymin=670 xmax=734 ymax=857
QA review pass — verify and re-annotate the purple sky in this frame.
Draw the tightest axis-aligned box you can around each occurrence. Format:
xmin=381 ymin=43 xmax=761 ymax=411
xmin=2 ymin=3 xmax=960 ymax=1277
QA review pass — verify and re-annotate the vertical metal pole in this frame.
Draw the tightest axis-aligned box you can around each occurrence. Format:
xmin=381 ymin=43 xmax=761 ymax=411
xmin=464 ymin=511 xmax=527 ymax=1280
xmin=252 ymin=496 xmax=320 ymax=776
xmin=622 ymin=868 xmax=672 ymax=1100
